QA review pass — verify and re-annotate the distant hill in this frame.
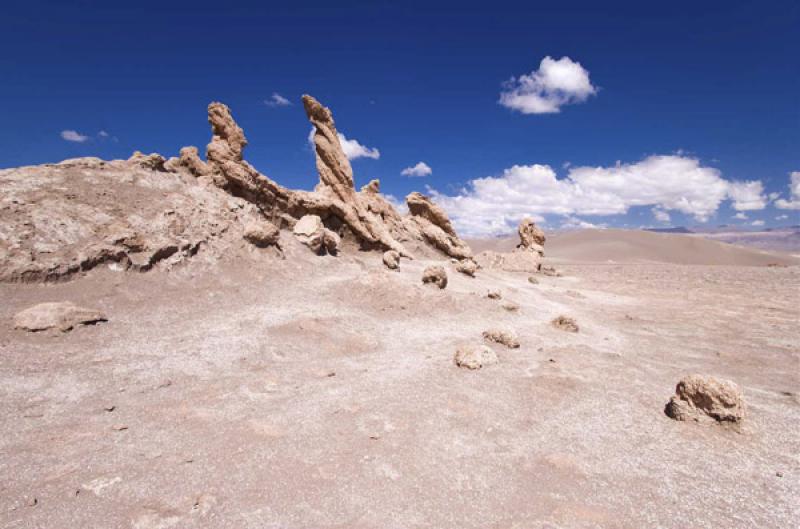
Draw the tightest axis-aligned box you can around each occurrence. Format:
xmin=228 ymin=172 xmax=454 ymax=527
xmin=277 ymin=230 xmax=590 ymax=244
xmin=644 ymin=227 xmax=694 ymax=234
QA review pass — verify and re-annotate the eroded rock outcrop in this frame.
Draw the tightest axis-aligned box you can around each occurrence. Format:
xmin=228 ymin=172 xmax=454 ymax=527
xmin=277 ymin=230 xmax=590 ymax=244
xmin=517 ymin=217 xmax=546 ymax=256
xmin=405 ymin=192 xmax=472 ymax=260
xmin=14 ymin=302 xmax=107 ymax=332
xmin=665 ymin=375 xmax=745 ymax=423
xmin=475 ymin=218 xmax=544 ymax=273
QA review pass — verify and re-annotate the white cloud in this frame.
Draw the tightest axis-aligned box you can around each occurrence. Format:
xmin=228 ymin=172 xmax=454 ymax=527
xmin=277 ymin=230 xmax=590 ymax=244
xmin=776 ymin=214 xmax=788 ymax=220
xmin=61 ymin=130 xmax=89 ymax=143
xmin=652 ymin=207 xmax=671 ymax=223
xmin=727 ymin=180 xmax=766 ymax=210
xmin=499 ymin=56 xmax=597 ymax=114
xmin=401 ymin=162 xmax=432 ymax=177
xmin=775 ymin=171 xmax=800 ymax=210
xmin=751 ymin=220 xmax=765 ymax=227
xmin=733 ymin=212 xmax=748 ymax=220
xmin=385 ymin=194 xmax=409 ymax=215
xmin=265 ymin=93 xmax=291 ymax=107
xmin=561 ymin=216 xmax=604 ymax=230
xmin=98 ymin=130 xmax=109 ymax=138
xmin=307 ymin=128 xmax=380 ymax=160
xmin=426 ymin=155 xmax=768 ymax=237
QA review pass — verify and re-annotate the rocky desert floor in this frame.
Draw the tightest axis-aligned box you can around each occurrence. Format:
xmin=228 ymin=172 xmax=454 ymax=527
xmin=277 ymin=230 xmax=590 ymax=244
xmin=1 ymin=237 xmax=798 ymax=529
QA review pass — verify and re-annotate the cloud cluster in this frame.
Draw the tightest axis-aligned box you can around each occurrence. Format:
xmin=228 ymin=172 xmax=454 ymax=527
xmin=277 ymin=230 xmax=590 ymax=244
xmin=775 ymin=171 xmax=800 ymax=210
xmin=61 ymin=130 xmax=89 ymax=143
xmin=265 ymin=93 xmax=291 ymax=107
xmin=499 ymin=56 xmax=597 ymax=114
xmin=401 ymin=161 xmax=432 ymax=177
xmin=307 ymin=129 xmax=380 ymax=160
xmin=427 ymin=155 xmax=767 ymax=237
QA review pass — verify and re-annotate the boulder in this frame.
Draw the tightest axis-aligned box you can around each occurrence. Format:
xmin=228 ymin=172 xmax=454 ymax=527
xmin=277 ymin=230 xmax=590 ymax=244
xmin=665 ymin=375 xmax=746 ymax=423
xmin=551 ymin=315 xmax=579 ymax=332
xmin=382 ymin=250 xmax=400 ymax=270
xmin=293 ymin=215 xmax=339 ymax=255
xmin=454 ymin=345 xmax=498 ymax=370
xmin=482 ymin=329 xmax=520 ymax=349
xmin=14 ymin=302 xmax=107 ymax=332
xmin=455 ymin=259 xmax=478 ymax=277
xmin=243 ymin=221 xmax=280 ymax=248
xmin=421 ymin=265 xmax=448 ymax=289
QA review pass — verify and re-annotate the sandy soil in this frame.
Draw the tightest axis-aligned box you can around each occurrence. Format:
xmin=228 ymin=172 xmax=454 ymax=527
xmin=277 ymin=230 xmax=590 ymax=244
xmin=1 ymin=235 xmax=799 ymax=528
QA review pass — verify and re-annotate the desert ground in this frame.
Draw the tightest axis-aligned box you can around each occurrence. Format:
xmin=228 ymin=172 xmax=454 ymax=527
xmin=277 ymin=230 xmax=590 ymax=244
xmin=2 ymin=229 xmax=799 ymax=529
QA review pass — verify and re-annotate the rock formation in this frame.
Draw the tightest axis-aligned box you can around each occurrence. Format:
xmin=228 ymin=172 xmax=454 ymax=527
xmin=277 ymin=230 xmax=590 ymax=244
xmin=0 ymin=94 xmax=473 ymax=283
xmin=475 ymin=218 xmax=545 ymax=273
xmin=482 ymin=329 xmax=520 ymax=348
xmin=455 ymin=259 xmax=478 ymax=277
xmin=551 ymin=315 xmax=579 ymax=332
xmin=14 ymin=302 xmax=107 ymax=332
xmin=665 ymin=375 xmax=746 ymax=423
xmin=422 ymin=265 xmax=448 ymax=289
xmin=454 ymin=345 xmax=498 ymax=370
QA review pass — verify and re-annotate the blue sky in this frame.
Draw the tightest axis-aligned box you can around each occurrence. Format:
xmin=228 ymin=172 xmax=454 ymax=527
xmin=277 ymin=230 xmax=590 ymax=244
xmin=2 ymin=0 xmax=798 ymax=234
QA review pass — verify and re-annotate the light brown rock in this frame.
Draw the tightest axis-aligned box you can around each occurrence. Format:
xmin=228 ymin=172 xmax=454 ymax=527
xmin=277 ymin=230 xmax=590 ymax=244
xmin=382 ymin=250 xmax=400 ymax=270
xmin=454 ymin=345 xmax=498 ymax=370
xmin=243 ymin=221 xmax=280 ymax=248
xmin=517 ymin=217 xmax=546 ymax=255
xmin=421 ymin=265 xmax=448 ymax=289
xmin=293 ymin=215 xmax=339 ymax=255
xmin=482 ymin=329 xmax=520 ymax=348
xmin=487 ymin=290 xmax=502 ymax=300
xmin=540 ymin=265 xmax=561 ymax=277
xmin=455 ymin=259 xmax=478 ymax=277
xmin=551 ymin=315 xmax=579 ymax=332
xmin=665 ymin=374 xmax=746 ymax=423
xmin=474 ymin=249 xmax=541 ymax=273
xmin=128 ymin=151 xmax=166 ymax=171
xmin=501 ymin=301 xmax=521 ymax=312
xmin=14 ymin=302 xmax=107 ymax=332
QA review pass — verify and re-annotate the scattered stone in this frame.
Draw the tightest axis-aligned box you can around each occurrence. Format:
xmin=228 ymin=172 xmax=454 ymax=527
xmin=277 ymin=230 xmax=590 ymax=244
xmin=111 ymin=424 xmax=129 ymax=431
xmin=14 ymin=302 xmax=107 ymax=332
xmin=421 ymin=265 xmax=448 ymax=289
xmin=487 ymin=290 xmax=502 ymax=300
xmin=243 ymin=220 xmax=280 ymax=248
xmin=551 ymin=315 xmax=579 ymax=332
xmin=104 ymin=405 xmax=116 ymax=412
xmin=527 ymin=276 xmax=539 ymax=284
xmin=454 ymin=345 xmax=498 ymax=370
xmin=382 ymin=250 xmax=400 ymax=270
xmin=292 ymin=215 xmax=339 ymax=255
xmin=540 ymin=265 xmax=561 ymax=277
xmin=665 ymin=374 xmax=746 ymax=423
xmin=455 ymin=259 xmax=478 ymax=277
xmin=482 ymin=329 xmax=520 ymax=349
xmin=501 ymin=301 xmax=520 ymax=312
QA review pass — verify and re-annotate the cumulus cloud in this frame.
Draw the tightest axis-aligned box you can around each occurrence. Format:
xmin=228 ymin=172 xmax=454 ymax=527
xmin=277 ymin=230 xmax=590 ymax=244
xmin=652 ymin=207 xmax=671 ymax=223
xmin=426 ymin=155 xmax=768 ymax=237
xmin=775 ymin=171 xmax=800 ymax=210
xmin=751 ymin=220 xmax=765 ymax=227
xmin=401 ymin=162 xmax=432 ymax=177
xmin=499 ymin=56 xmax=597 ymax=114
xmin=733 ymin=212 xmax=748 ymax=220
xmin=98 ymin=130 xmax=109 ymax=138
xmin=61 ymin=130 xmax=89 ymax=143
xmin=307 ymin=128 xmax=380 ymax=160
xmin=561 ymin=216 xmax=604 ymax=230
xmin=265 ymin=93 xmax=292 ymax=107
xmin=727 ymin=180 xmax=767 ymax=210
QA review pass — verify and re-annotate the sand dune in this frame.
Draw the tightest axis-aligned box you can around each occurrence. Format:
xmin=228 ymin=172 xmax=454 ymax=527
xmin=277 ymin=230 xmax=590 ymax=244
xmin=469 ymin=229 xmax=800 ymax=266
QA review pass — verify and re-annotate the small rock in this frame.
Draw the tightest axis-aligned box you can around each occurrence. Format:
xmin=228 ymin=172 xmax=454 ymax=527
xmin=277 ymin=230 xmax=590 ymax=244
xmin=551 ymin=315 xmax=579 ymax=332
xmin=455 ymin=259 xmax=478 ymax=277
xmin=482 ymin=329 xmax=520 ymax=349
xmin=454 ymin=345 xmax=498 ymax=370
xmin=527 ymin=276 xmax=539 ymax=284
xmin=501 ymin=301 xmax=520 ymax=312
xmin=665 ymin=374 xmax=746 ymax=423
xmin=421 ymin=265 xmax=448 ymax=289
xmin=540 ymin=265 xmax=561 ymax=277
xmin=104 ymin=405 xmax=116 ymax=412
xmin=14 ymin=302 xmax=107 ymax=332
xmin=243 ymin=220 xmax=280 ymax=248
xmin=112 ymin=424 xmax=128 ymax=431
xmin=487 ymin=290 xmax=502 ymax=300
xmin=382 ymin=250 xmax=400 ymax=270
